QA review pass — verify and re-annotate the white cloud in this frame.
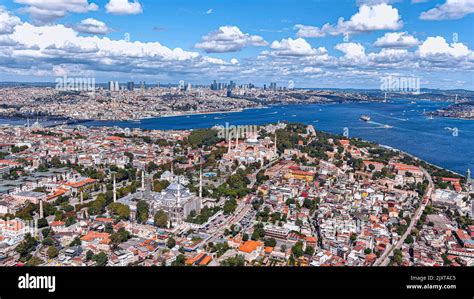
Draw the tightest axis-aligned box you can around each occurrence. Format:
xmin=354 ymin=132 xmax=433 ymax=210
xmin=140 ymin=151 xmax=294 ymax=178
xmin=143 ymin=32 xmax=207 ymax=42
xmin=105 ymin=0 xmax=143 ymax=15
xmin=335 ymin=42 xmax=366 ymax=59
xmin=195 ymin=26 xmax=267 ymax=53
xmin=368 ymin=48 xmax=411 ymax=64
xmin=295 ymin=4 xmax=403 ymax=38
xmin=374 ymin=32 xmax=420 ymax=48
xmin=420 ymin=0 xmax=474 ymax=20
xmin=418 ymin=36 xmax=471 ymax=58
xmin=1 ymin=21 xmax=240 ymax=79
xmin=0 ymin=8 xmax=21 ymax=34
xmin=14 ymin=0 xmax=98 ymax=23
xmin=230 ymin=58 xmax=239 ymax=65
xmin=75 ymin=18 xmax=110 ymax=35
xmin=270 ymin=38 xmax=326 ymax=57
xmin=205 ymin=9 xmax=213 ymax=15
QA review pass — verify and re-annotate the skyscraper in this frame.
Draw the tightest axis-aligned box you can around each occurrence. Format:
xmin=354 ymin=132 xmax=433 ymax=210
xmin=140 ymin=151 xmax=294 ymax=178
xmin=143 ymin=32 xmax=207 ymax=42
xmin=109 ymin=81 xmax=119 ymax=91
xmin=127 ymin=81 xmax=134 ymax=91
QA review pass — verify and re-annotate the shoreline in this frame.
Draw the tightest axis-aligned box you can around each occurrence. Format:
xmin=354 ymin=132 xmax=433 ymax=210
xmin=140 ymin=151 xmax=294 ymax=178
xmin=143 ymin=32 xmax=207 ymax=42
xmin=1 ymin=98 xmax=461 ymax=124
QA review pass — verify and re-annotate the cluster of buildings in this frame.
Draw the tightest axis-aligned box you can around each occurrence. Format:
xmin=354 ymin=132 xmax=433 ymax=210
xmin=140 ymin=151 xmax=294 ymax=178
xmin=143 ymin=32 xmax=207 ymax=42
xmin=0 ymin=122 xmax=472 ymax=267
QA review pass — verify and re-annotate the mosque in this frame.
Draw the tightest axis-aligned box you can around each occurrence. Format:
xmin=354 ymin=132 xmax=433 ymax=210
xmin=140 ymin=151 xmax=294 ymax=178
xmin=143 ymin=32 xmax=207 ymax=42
xmin=222 ymin=131 xmax=278 ymax=165
xmin=117 ymin=167 xmax=203 ymax=226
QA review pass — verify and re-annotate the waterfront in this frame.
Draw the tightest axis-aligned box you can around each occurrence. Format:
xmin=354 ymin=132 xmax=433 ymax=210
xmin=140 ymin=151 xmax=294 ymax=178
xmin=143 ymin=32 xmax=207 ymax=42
xmin=3 ymin=99 xmax=473 ymax=174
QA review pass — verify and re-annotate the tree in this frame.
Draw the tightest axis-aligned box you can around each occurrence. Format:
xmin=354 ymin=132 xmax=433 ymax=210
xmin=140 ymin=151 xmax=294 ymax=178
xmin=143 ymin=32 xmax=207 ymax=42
xmin=86 ymin=250 xmax=94 ymax=262
xmin=154 ymin=210 xmax=168 ymax=228
xmin=26 ymin=256 xmax=44 ymax=266
xmin=405 ymin=235 xmax=414 ymax=244
xmin=171 ymin=254 xmax=186 ymax=266
xmin=89 ymin=198 xmax=106 ymax=215
xmin=136 ymin=200 xmax=149 ymax=224
xmin=393 ymin=249 xmax=403 ymax=265
xmin=221 ymin=255 xmax=245 ymax=266
xmin=37 ymin=218 xmax=48 ymax=228
xmin=167 ymin=237 xmax=176 ymax=249
xmin=350 ymin=233 xmax=357 ymax=243
xmin=153 ymin=180 xmax=170 ymax=192
xmin=69 ymin=237 xmax=82 ymax=247
xmin=364 ymin=248 xmax=372 ymax=255
xmin=47 ymin=246 xmax=59 ymax=259
xmin=223 ymin=198 xmax=238 ymax=215
xmin=305 ymin=246 xmax=315 ymax=256
xmin=92 ymin=252 xmax=108 ymax=266
xmin=42 ymin=237 xmax=54 ymax=246
xmin=264 ymin=238 xmax=277 ymax=247
xmin=291 ymin=241 xmax=304 ymax=258
xmin=107 ymin=202 xmax=131 ymax=220
xmin=15 ymin=233 xmax=37 ymax=260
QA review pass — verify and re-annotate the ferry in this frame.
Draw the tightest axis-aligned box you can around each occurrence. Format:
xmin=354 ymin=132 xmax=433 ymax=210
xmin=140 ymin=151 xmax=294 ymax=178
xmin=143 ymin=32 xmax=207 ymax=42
xmin=360 ymin=115 xmax=371 ymax=122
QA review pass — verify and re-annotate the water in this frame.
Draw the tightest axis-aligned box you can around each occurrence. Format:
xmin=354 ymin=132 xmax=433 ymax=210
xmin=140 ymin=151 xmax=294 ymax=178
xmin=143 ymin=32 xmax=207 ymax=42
xmin=3 ymin=99 xmax=473 ymax=174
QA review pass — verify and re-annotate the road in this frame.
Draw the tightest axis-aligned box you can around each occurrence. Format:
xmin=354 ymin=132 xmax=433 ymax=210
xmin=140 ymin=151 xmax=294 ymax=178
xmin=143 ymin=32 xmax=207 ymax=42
xmin=374 ymin=167 xmax=434 ymax=266
xmin=205 ymin=200 xmax=251 ymax=244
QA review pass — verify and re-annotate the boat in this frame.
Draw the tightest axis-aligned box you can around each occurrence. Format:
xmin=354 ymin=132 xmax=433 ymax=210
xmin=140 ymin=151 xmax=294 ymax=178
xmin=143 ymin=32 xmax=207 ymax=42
xmin=360 ymin=115 xmax=371 ymax=122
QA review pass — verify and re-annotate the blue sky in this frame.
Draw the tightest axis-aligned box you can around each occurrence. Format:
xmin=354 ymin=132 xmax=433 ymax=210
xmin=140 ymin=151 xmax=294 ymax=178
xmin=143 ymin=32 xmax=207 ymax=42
xmin=0 ymin=0 xmax=473 ymax=89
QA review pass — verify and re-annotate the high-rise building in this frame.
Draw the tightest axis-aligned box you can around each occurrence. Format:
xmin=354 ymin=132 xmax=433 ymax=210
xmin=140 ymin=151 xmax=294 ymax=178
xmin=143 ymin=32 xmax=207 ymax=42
xmin=140 ymin=81 xmax=146 ymax=90
xmin=109 ymin=81 xmax=119 ymax=91
xmin=127 ymin=81 xmax=134 ymax=91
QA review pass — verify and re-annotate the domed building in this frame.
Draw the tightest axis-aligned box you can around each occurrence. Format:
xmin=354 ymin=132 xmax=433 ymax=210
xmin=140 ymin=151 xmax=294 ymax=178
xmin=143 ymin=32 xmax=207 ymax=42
xmin=117 ymin=170 xmax=203 ymax=227
xmin=223 ymin=133 xmax=278 ymax=165
xmin=150 ymin=181 xmax=201 ymax=225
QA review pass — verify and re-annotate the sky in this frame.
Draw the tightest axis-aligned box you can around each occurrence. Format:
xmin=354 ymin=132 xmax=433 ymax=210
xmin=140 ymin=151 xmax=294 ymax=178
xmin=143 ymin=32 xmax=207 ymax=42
xmin=0 ymin=0 xmax=473 ymax=89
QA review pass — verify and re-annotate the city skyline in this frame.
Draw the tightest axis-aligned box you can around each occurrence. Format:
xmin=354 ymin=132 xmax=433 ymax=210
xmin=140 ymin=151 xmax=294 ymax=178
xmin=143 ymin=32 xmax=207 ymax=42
xmin=0 ymin=0 xmax=473 ymax=89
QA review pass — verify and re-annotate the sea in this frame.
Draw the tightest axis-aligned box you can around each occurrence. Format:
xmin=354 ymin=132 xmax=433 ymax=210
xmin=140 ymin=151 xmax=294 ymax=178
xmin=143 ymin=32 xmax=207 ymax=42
xmin=2 ymin=99 xmax=473 ymax=175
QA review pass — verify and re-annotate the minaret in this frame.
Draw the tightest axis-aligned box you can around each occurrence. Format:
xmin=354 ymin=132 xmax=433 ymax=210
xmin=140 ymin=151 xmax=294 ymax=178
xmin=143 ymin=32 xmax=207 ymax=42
xmin=39 ymin=199 xmax=44 ymax=219
xmin=274 ymin=132 xmax=278 ymax=155
xmin=26 ymin=118 xmax=30 ymax=131
xmin=80 ymin=191 xmax=84 ymax=205
xmin=236 ymin=131 xmax=239 ymax=149
xmin=176 ymin=177 xmax=181 ymax=225
xmin=141 ymin=170 xmax=145 ymax=190
xmin=199 ymin=166 xmax=203 ymax=199
xmin=228 ymin=137 xmax=232 ymax=153
xmin=171 ymin=161 xmax=174 ymax=181
xmin=113 ymin=174 xmax=117 ymax=203
xmin=467 ymin=168 xmax=471 ymax=181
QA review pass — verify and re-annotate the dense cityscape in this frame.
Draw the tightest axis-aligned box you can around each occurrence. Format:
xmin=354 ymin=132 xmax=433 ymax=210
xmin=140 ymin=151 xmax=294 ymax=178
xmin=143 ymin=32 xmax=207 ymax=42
xmin=0 ymin=116 xmax=472 ymax=267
